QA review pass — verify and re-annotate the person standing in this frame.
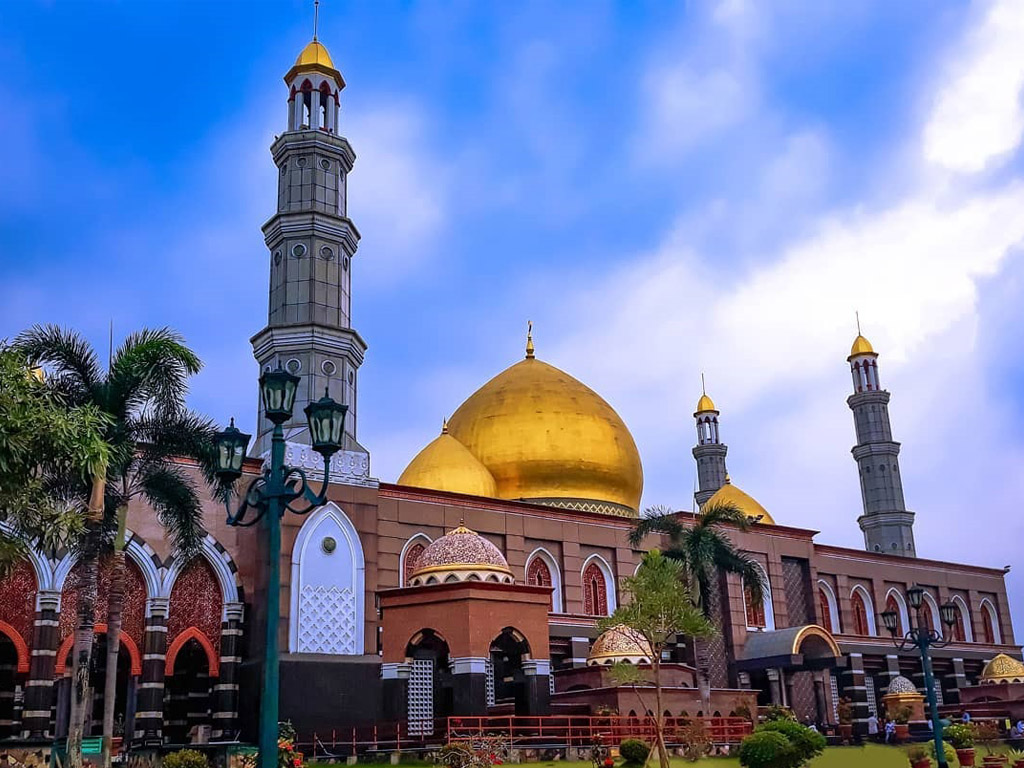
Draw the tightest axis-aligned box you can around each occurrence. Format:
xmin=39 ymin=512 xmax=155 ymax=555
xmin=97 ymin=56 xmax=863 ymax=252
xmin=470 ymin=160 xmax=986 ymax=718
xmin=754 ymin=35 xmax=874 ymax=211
xmin=867 ymin=713 xmax=879 ymax=742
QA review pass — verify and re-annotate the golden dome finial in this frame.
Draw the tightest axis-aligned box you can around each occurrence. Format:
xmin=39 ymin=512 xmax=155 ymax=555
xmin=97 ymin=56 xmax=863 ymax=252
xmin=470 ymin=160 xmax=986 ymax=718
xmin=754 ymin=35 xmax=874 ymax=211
xmin=525 ymin=320 xmax=535 ymax=359
xmin=312 ymin=0 xmax=320 ymax=41
xmin=724 ymin=473 xmax=732 ymax=484
xmin=442 ymin=417 xmax=449 ymax=435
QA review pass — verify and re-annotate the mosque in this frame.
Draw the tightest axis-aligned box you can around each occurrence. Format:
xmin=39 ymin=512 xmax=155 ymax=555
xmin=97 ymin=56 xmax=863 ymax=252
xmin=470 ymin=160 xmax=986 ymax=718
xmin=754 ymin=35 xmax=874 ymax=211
xmin=0 ymin=32 xmax=1020 ymax=750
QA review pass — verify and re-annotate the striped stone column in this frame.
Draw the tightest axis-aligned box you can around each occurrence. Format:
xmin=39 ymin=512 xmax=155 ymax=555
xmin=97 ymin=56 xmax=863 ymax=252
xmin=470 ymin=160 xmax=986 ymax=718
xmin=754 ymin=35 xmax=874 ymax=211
xmin=841 ymin=652 xmax=870 ymax=736
xmin=211 ymin=602 xmax=244 ymax=740
xmin=22 ymin=590 xmax=61 ymax=739
xmin=135 ymin=597 xmax=169 ymax=745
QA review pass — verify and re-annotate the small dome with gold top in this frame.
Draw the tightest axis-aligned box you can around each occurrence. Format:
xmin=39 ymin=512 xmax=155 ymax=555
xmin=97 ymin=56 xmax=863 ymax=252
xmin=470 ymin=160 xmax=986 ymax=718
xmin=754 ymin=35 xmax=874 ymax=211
xmin=587 ymin=625 xmax=653 ymax=666
xmin=408 ymin=524 xmax=514 ymax=587
xmin=703 ymin=476 xmax=776 ymax=525
xmin=887 ymin=675 xmax=918 ymax=695
xmin=848 ymin=334 xmax=876 ymax=360
xmin=285 ymin=39 xmax=345 ymax=86
xmin=980 ymin=653 xmax=1024 ymax=684
xmin=397 ymin=421 xmax=498 ymax=498
xmin=695 ymin=393 xmax=717 ymax=414
xmin=398 ymin=325 xmax=644 ymax=517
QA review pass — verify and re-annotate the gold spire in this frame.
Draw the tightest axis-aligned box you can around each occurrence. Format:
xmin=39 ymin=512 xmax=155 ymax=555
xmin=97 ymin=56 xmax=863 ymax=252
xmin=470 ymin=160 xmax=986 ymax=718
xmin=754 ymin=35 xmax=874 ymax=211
xmin=525 ymin=320 xmax=535 ymax=359
xmin=441 ymin=417 xmax=449 ymax=435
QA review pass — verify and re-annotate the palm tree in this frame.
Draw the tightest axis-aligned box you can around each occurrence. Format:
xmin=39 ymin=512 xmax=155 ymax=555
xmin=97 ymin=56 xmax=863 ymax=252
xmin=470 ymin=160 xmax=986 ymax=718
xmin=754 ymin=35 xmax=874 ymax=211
xmin=16 ymin=326 xmax=215 ymax=768
xmin=629 ymin=501 xmax=766 ymax=713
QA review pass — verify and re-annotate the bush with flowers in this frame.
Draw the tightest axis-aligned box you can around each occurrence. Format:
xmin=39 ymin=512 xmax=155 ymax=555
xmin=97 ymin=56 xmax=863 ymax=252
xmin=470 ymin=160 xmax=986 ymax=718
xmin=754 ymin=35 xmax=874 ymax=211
xmin=434 ymin=735 xmax=510 ymax=768
xmin=240 ymin=722 xmax=303 ymax=768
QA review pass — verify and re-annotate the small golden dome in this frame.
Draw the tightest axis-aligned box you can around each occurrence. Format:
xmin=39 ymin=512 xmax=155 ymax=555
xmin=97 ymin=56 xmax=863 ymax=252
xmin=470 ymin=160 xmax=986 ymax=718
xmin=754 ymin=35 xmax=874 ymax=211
xmin=980 ymin=654 xmax=1024 ymax=683
xmin=409 ymin=524 xmax=514 ymax=586
xmin=285 ymin=40 xmax=344 ymax=86
xmin=446 ymin=356 xmax=644 ymax=515
xmin=295 ymin=40 xmax=335 ymax=70
xmin=397 ymin=428 xmax=498 ymax=498
xmin=704 ymin=477 xmax=776 ymax=525
xmin=695 ymin=393 xmax=716 ymax=413
xmin=587 ymin=625 xmax=653 ymax=665
xmin=848 ymin=334 xmax=876 ymax=360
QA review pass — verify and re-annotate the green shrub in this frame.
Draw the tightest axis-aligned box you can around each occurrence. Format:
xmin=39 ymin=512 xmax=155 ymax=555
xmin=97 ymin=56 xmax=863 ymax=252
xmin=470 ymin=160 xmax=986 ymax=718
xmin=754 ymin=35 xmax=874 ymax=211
xmin=906 ymin=744 xmax=929 ymax=762
xmin=944 ymin=722 xmax=976 ymax=749
xmin=737 ymin=731 xmax=793 ymax=768
xmin=163 ymin=750 xmax=210 ymax=768
xmin=619 ymin=738 xmax=650 ymax=765
xmin=762 ymin=705 xmax=795 ymax=722
xmin=756 ymin=720 xmax=826 ymax=766
xmin=928 ymin=741 xmax=956 ymax=764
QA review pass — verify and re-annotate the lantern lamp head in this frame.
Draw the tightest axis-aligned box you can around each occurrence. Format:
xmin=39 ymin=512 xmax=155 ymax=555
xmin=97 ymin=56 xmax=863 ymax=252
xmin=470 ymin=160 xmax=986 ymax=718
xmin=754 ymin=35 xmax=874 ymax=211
xmin=907 ymin=584 xmax=924 ymax=610
xmin=881 ymin=609 xmax=899 ymax=636
xmin=213 ymin=418 xmax=251 ymax=484
xmin=260 ymin=364 xmax=301 ymax=425
xmin=940 ymin=601 xmax=958 ymax=629
xmin=304 ymin=386 xmax=348 ymax=459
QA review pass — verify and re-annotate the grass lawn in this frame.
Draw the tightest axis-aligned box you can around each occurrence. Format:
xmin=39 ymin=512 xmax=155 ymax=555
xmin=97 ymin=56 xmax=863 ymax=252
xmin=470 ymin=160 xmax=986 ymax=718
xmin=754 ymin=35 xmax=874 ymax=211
xmin=529 ymin=744 xmax=946 ymax=766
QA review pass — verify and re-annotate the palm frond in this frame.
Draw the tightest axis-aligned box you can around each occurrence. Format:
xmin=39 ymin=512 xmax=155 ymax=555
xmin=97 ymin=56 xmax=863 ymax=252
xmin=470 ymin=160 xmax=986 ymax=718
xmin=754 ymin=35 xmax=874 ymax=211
xmin=138 ymin=464 xmax=205 ymax=557
xmin=696 ymin=500 xmax=752 ymax=531
xmin=13 ymin=325 xmax=101 ymax=402
xmin=629 ymin=506 xmax=686 ymax=546
xmin=107 ymin=328 xmax=201 ymax=417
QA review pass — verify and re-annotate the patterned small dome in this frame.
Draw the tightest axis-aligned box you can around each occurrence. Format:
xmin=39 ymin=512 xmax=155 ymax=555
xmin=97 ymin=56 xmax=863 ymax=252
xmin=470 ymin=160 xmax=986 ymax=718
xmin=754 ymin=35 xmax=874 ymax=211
xmin=587 ymin=625 xmax=653 ymax=666
xmin=980 ymin=654 xmax=1024 ymax=684
xmin=408 ymin=524 xmax=514 ymax=586
xmin=888 ymin=676 xmax=918 ymax=695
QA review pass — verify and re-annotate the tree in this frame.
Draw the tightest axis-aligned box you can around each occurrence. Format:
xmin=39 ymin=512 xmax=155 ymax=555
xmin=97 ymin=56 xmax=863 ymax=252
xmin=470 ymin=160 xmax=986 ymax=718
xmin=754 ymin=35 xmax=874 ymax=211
xmin=598 ymin=550 xmax=713 ymax=768
xmin=0 ymin=345 xmax=108 ymax=564
xmin=16 ymin=325 xmax=215 ymax=768
xmin=630 ymin=502 xmax=767 ymax=713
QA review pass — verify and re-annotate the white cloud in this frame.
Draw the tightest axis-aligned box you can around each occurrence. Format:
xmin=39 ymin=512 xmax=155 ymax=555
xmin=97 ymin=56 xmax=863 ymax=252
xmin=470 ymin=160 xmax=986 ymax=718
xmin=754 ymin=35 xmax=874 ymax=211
xmin=522 ymin=0 xmax=1024 ymax=631
xmin=346 ymin=103 xmax=448 ymax=278
xmin=923 ymin=0 xmax=1024 ymax=173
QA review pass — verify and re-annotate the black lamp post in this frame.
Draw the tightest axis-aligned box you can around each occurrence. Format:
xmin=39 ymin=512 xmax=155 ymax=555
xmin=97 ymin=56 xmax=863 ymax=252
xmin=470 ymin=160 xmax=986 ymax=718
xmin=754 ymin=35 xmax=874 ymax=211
xmin=212 ymin=367 xmax=346 ymax=768
xmin=880 ymin=585 xmax=959 ymax=768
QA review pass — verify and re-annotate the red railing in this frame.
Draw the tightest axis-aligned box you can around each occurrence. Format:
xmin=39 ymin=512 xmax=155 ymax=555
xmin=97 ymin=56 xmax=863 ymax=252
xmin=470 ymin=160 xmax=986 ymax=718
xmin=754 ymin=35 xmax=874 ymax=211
xmin=302 ymin=715 xmax=752 ymax=758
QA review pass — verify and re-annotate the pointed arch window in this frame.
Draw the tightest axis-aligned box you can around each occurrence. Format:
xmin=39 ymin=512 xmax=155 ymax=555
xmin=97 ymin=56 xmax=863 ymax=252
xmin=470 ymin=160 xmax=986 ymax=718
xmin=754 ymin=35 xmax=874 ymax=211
xmin=744 ymin=582 xmax=766 ymax=629
xmin=404 ymin=543 xmax=425 ymax=586
xmin=583 ymin=562 xmax=608 ymax=616
xmin=819 ymin=589 xmax=834 ymax=633
xmin=852 ymin=591 xmax=870 ymax=636
xmin=981 ymin=600 xmax=1001 ymax=644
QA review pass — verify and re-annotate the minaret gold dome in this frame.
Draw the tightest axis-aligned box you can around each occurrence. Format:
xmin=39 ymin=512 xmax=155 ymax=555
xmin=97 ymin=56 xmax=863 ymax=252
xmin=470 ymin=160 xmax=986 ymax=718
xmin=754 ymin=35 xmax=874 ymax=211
xmin=848 ymin=334 xmax=876 ymax=360
xmin=398 ymin=330 xmax=644 ymax=516
xmin=703 ymin=476 xmax=775 ymax=525
xmin=397 ymin=424 xmax=498 ymax=498
xmin=695 ymin=393 xmax=716 ymax=413
xmin=285 ymin=40 xmax=345 ymax=86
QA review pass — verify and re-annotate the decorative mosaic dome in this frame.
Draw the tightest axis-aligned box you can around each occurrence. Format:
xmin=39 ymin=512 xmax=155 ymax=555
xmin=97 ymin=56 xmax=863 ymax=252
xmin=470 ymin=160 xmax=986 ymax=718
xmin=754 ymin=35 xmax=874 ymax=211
xmin=980 ymin=654 xmax=1024 ymax=684
xmin=587 ymin=625 xmax=653 ymax=666
xmin=408 ymin=524 xmax=514 ymax=587
xmin=887 ymin=676 xmax=918 ymax=695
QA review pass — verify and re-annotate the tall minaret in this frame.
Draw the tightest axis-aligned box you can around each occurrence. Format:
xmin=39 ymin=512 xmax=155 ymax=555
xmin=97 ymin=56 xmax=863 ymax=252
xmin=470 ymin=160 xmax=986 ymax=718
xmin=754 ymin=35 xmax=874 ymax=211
xmin=692 ymin=385 xmax=728 ymax=506
xmin=250 ymin=34 xmax=367 ymax=459
xmin=847 ymin=332 xmax=915 ymax=556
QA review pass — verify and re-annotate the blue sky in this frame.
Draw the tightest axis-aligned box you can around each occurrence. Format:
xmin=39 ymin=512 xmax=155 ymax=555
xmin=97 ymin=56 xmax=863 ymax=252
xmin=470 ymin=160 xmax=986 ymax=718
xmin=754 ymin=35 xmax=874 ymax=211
xmin=3 ymin=1 xmax=1024 ymax=632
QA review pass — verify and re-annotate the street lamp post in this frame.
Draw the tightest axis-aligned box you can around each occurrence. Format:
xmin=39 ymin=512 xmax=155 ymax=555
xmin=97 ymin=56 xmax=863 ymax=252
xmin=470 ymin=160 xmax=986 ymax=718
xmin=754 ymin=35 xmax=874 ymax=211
xmin=213 ymin=366 xmax=347 ymax=768
xmin=880 ymin=585 xmax=960 ymax=768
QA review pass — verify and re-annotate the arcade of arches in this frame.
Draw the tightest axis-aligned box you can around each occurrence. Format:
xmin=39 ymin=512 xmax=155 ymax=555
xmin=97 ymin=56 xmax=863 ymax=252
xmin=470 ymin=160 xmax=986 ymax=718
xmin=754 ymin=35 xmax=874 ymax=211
xmin=0 ymin=551 xmax=238 ymax=744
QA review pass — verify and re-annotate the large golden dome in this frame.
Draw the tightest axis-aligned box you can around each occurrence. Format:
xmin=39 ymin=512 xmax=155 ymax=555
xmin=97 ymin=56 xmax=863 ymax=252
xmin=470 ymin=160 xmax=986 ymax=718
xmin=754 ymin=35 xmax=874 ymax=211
xmin=397 ymin=425 xmax=497 ymax=498
xmin=704 ymin=477 xmax=776 ymax=525
xmin=442 ymin=348 xmax=643 ymax=516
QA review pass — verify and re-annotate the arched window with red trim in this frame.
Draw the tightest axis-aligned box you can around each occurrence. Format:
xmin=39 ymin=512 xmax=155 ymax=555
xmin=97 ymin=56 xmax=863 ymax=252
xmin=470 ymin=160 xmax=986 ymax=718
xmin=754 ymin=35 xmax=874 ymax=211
xmin=403 ymin=542 xmax=425 ymax=587
xmin=583 ymin=562 xmax=608 ymax=616
xmin=819 ymin=589 xmax=834 ymax=633
xmin=981 ymin=601 xmax=999 ymax=644
xmin=852 ymin=591 xmax=870 ymax=636
xmin=951 ymin=603 xmax=966 ymax=642
xmin=744 ymin=582 xmax=766 ymax=629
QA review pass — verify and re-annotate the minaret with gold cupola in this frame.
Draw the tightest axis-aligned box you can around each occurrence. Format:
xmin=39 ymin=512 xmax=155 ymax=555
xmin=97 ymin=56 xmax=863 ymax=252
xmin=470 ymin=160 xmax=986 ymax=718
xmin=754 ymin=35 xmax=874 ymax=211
xmin=692 ymin=383 xmax=727 ymax=506
xmin=250 ymin=29 xmax=368 ymax=466
xmin=847 ymin=331 xmax=915 ymax=556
